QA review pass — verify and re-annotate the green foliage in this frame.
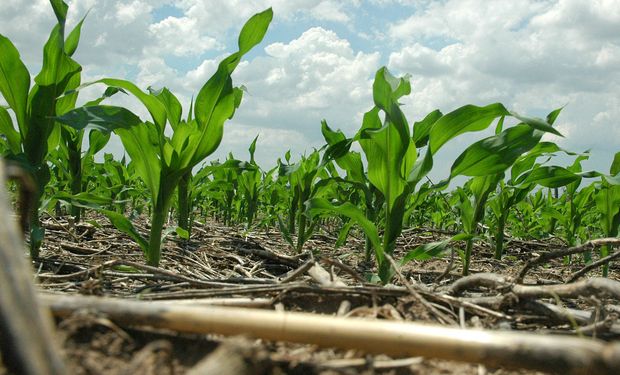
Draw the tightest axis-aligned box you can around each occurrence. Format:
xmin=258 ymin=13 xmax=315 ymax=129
xmin=2 ymin=2 xmax=617 ymax=283
xmin=0 ymin=0 xmax=86 ymax=256
xmin=595 ymin=152 xmax=620 ymax=275
xmin=56 ymin=8 xmax=273 ymax=266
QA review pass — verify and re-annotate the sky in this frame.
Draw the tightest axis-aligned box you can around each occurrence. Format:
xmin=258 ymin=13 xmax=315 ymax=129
xmin=1 ymin=0 xmax=619 ymax=180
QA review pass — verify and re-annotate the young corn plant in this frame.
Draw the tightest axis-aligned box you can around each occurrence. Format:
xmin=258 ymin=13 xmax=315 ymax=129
xmin=278 ymin=149 xmax=332 ymax=253
xmin=487 ymin=142 xmax=585 ymax=259
xmin=311 ymin=66 xmax=567 ymax=282
xmin=439 ymin=108 xmax=569 ymax=275
xmin=57 ymin=9 xmax=273 ymax=266
xmin=237 ymin=136 xmax=262 ymax=228
xmin=310 ymin=67 xmax=444 ymax=282
xmin=594 ymin=152 xmax=620 ymax=276
xmin=56 ymin=126 xmax=111 ymax=221
xmin=0 ymin=0 xmax=86 ymax=256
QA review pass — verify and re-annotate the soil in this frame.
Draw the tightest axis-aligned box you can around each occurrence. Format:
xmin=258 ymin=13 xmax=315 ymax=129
xmin=3 ymin=213 xmax=619 ymax=374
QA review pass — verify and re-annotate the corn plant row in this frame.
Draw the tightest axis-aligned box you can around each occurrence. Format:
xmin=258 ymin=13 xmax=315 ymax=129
xmin=1 ymin=1 xmax=618 ymax=284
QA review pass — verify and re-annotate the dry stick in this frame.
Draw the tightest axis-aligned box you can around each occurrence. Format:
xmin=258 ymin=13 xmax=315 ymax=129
xmin=447 ymin=272 xmax=620 ymax=302
xmin=279 ymin=259 xmax=314 ymax=283
xmin=517 ymin=238 xmax=620 ymax=283
xmin=0 ymin=161 xmax=66 ymax=375
xmin=569 ymin=249 xmax=620 ymax=283
xmin=434 ymin=246 xmax=456 ymax=285
xmin=41 ymin=212 xmax=80 ymax=242
xmin=40 ymin=293 xmax=620 ymax=375
xmin=320 ymin=256 xmax=366 ymax=284
xmin=186 ymin=337 xmax=269 ymax=375
xmin=423 ymin=293 xmax=512 ymax=321
xmin=384 ymin=253 xmax=456 ymax=325
xmin=512 ymin=278 xmax=620 ymax=300
xmin=37 ymin=258 xmax=238 ymax=288
xmin=448 ymin=273 xmax=510 ymax=296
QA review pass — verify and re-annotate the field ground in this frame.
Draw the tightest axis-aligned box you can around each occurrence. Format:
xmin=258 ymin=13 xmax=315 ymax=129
xmin=3 ymin=213 xmax=619 ymax=374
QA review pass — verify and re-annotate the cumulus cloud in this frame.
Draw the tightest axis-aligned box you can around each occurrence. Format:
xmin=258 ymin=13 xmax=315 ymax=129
xmin=148 ymin=16 xmax=221 ymax=57
xmin=385 ymin=0 xmax=620 ymax=175
xmin=231 ymin=27 xmax=380 ymax=135
xmin=1 ymin=0 xmax=618 ymax=174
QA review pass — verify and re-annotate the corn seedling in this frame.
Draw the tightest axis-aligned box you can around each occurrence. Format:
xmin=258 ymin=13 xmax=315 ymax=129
xmin=0 ymin=0 xmax=87 ymax=256
xmin=56 ymin=9 xmax=273 ymax=266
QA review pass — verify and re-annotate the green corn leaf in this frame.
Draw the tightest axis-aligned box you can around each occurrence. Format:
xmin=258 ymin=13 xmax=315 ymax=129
xmin=55 ymin=105 xmax=142 ymax=132
xmin=401 ymin=233 xmax=474 ymax=263
xmin=249 ymin=135 xmax=258 ymax=164
xmin=510 ymin=111 xmax=563 ymax=137
xmin=53 ymin=191 xmax=112 ymax=208
xmin=276 ymin=215 xmax=295 ymax=248
xmin=429 ymin=103 xmax=510 ymax=154
xmin=401 ymin=239 xmax=451 ymax=262
xmin=321 ymin=120 xmax=365 ymax=182
xmin=150 ymin=86 xmax=182 ymax=129
xmin=494 ymin=115 xmax=505 ymax=134
xmin=34 ymin=24 xmax=81 ymax=87
xmin=517 ymin=166 xmax=581 ymax=188
xmin=0 ymin=106 xmax=21 ymax=153
xmin=65 ymin=13 xmax=87 ymax=56
xmin=611 ymin=152 xmax=620 ymax=176
xmin=175 ymin=226 xmax=190 ymax=240
xmin=450 ymin=124 xmax=542 ymax=178
xmin=306 ymin=198 xmax=383 ymax=262
xmin=238 ymin=8 xmax=273 ymax=56
xmin=0 ymin=35 xmax=30 ymax=135
xmin=115 ymin=123 xmax=162 ymax=202
xmin=87 ymin=129 xmax=111 ymax=155
xmin=596 ymin=184 xmax=620 ymax=237
xmin=49 ymin=0 xmax=69 ymax=24
xmin=192 ymin=8 xmax=272 ymax=166
xmin=412 ymin=109 xmax=442 ymax=148
xmin=98 ymin=79 xmax=167 ymax=129
xmin=101 ymin=209 xmax=148 ymax=252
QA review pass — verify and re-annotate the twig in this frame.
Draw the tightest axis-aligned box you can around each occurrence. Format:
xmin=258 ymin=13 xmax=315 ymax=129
xmin=40 ymin=293 xmax=620 ymax=375
xmin=448 ymin=273 xmax=510 ymax=296
xmin=0 ymin=160 xmax=66 ymax=375
xmin=279 ymin=259 xmax=314 ymax=283
xmin=319 ymin=257 xmax=366 ymax=284
xmin=42 ymin=213 xmax=80 ymax=242
xmin=512 ymin=278 xmax=620 ymax=300
xmin=569 ymin=249 xmax=620 ymax=282
xmin=384 ymin=253 xmax=456 ymax=325
xmin=517 ymin=238 xmax=620 ymax=283
xmin=434 ymin=247 xmax=456 ymax=285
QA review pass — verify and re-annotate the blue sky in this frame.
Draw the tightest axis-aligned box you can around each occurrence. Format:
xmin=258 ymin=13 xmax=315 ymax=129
xmin=1 ymin=0 xmax=619 ymax=180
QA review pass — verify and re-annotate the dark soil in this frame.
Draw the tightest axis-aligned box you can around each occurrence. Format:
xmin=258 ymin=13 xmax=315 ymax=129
xmin=3 ymin=213 xmax=619 ymax=374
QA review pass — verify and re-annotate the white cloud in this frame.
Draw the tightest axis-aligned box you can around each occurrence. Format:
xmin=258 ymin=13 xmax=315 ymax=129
xmin=231 ymin=27 xmax=380 ymax=143
xmin=148 ymin=16 xmax=221 ymax=57
xmin=115 ymin=0 xmax=151 ymax=25
xmin=310 ymin=1 xmax=352 ymax=23
xmin=383 ymin=0 xmax=620 ymax=176
xmin=0 ymin=0 xmax=618 ymax=175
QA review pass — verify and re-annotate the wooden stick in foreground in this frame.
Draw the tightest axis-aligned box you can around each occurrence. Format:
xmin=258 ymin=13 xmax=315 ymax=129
xmin=40 ymin=293 xmax=620 ymax=375
xmin=0 ymin=160 xmax=65 ymax=375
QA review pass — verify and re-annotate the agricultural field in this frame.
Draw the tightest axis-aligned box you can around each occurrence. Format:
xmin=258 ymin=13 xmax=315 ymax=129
xmin=1 ymin=1 xmax=620 ymax=374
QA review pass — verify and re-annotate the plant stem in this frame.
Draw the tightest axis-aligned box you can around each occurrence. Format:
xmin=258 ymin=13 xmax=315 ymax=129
xmin=463 ymin=239 xmax=473 ymax=276
xmin=146 ymin=195 xmax=172 ymax=267
xmin=177 ymin=171 xmax=191 ymax=232
xmin=494 ymin=212 xmax=507 ymax=259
